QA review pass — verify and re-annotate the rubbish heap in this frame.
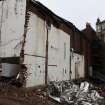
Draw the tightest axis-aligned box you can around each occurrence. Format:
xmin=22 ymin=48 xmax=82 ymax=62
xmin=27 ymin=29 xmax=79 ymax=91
xmin=48 ymin=81 xmax=105 ymax=105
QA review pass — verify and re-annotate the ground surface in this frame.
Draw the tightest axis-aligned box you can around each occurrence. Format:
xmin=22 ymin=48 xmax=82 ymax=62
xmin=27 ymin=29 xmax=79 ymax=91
xmin=0 ymin=79 xmax=105 ymax=105
xmin=0 ymin=79 xmax=60 ymax=105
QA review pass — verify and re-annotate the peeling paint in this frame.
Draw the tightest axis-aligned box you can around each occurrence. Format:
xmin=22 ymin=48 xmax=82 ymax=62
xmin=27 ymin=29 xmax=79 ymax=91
xmin=0 ymin=0 xmax=85 ymax=88
xmin=0 ymin=0 xmax=26 ymax=57
xmin=23 ymin=12 xmax=47 ymax=87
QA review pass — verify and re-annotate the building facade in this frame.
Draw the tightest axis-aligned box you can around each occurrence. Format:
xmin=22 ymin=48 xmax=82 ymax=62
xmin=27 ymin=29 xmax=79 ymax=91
xmin=0 ymin=0 xmax=85 ymax=87
xmin=96 ymin=18 xmax=105 ymax=42
xmin=70 ymin=27 xmax=85 ymax=80
xmin=83 ymin=22 xmax=105 ymax=81
xmin=82 ymin=23 xmax=97 ymax=78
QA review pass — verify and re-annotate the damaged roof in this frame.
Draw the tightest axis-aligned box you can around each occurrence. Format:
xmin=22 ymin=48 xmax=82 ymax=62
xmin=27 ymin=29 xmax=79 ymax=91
xmin=30 ymin=0 xmax=84 ymax=36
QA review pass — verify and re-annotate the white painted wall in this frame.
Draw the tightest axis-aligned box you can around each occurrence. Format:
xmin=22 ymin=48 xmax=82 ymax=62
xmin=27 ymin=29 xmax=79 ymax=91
xmin=24 ymin=12 xmax=71 ymax=87
xmin=71 ymin=53 xmax=84 ymax=79
xmin=1 ymin=63 xmax=20 ymax=77
xmin=0 ymin=0 xmax=84 ymax=87
xmin=48 ymin=25 xmax=70 ymax=82
xmin=23 ymin=12 xmax=47 ymax=87
xmin=0 ymin=0 xmax=26 ymax=57
xmin=0 ymin=0 xmax=71 ymax=87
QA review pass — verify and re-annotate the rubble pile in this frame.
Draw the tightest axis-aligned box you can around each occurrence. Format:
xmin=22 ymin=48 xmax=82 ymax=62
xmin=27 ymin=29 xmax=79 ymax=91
xmin=48 ymin=81 xmax=105 ymax=105
xmin=0 ymin=79 xmax=104 ymax=105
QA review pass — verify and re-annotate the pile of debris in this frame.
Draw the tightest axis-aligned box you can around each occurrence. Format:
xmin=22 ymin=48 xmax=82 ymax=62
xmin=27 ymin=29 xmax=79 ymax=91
xmin=48 ymin=81 xmax=105 ymax=105
xmin=0 ymin=78 xmax=104 ymax=105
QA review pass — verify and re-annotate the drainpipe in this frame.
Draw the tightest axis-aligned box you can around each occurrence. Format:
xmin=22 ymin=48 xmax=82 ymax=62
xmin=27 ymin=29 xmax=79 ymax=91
xmin=69 ymin=27 xmax=75 ymax=80
xmin=45 ymin=21 xmax=51 ymax=85
xmin=69 ymin=40 xmax=71 ymax=80
xmin=70 ymin=48 xmax=74 ymax=80
xmin=69 ymin=48 xmax=71 ymax=80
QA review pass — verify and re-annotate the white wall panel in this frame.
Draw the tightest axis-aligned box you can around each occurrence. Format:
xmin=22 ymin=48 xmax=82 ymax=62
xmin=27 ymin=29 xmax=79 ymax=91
xmin=24 ymin=55 xmax=45 ymax=87
xmin=48 ymin=25 xmax=70 ymax=82
xmin=71 ymin=53 xmax=84 ymax=79
xmin=23 ymin=12 xmax=47 ymax=87
xmin=24 ymin=13 xmax=71 ymax=87
xmin=0 ymin=0 xmax=26 ymax=57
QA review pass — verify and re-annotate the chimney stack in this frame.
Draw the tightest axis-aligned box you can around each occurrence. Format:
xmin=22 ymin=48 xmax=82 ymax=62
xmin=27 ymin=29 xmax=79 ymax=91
xmin=96 ymin=18 xmax=100 ymax=25
xmin=86 ymin=22 xmax=91 ymax=29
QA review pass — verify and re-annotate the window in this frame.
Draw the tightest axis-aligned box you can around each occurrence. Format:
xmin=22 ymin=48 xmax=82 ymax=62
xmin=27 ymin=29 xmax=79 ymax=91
xmin=97 ymin=25 xmax=101 ymax=32
xmin=102 ymin=23 xmax=105 ymax=30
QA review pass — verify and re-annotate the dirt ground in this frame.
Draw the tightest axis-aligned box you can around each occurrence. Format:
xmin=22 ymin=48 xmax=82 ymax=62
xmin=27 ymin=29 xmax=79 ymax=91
xmin=0 ymin=78 xmax=105 ymax=105
xmin=0 ymin=87 xmax=59 ymax=105
xmin=0 ymin=80 xmax=60 ymax=105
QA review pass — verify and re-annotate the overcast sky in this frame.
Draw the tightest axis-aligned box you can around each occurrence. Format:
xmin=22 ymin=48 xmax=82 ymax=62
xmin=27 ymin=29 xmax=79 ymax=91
xmin=36 ymin=0 xmax=105 ymax=30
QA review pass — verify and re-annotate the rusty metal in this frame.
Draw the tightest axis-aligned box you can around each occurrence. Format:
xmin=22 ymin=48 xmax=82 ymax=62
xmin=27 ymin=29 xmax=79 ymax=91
xmin=45 ymin=22 xmax=49 ymax=85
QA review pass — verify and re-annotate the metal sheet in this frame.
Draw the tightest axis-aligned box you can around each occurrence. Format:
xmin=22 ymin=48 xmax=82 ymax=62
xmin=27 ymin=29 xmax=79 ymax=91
xmin=48 ymin=81 xmax=105 ymax=105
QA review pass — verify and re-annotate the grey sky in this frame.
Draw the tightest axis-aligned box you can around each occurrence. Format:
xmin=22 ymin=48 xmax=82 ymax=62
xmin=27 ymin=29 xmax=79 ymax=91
xmin=37 ymin=0 xmax=105 ymax=30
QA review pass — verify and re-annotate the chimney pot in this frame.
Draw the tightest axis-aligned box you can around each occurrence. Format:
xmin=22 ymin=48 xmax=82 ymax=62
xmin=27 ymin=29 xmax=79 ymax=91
xmin=96 ymin=18 xmax=100 ymax=24
xmin=86 ymin=22 xmax=91 ymax=28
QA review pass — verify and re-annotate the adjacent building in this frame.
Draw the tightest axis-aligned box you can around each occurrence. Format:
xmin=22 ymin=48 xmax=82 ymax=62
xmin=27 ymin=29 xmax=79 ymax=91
xmin=70 ymin=26 xmax=85 ymax=80
xmin=95 ymin=18 xmax=105 ymax=81
xmin=82 ymin=23 xmax=96 ymax=78
xmin=96 ymin=18 xmax=105 ymax=42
